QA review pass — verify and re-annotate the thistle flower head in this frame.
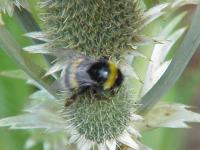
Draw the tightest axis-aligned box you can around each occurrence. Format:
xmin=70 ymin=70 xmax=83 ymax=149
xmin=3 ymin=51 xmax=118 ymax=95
xmin=62 ymin=82 xmax=136 ymax=143
xmin=39 ymin=0 xmax=143 ymax=57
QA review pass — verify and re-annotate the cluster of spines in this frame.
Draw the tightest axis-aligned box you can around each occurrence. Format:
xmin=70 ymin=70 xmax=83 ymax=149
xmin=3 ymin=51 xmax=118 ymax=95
xmin=39 ymin=0 xmax=142 ymax=57
xmin=62 ymin=85 xmax=135 ymax=143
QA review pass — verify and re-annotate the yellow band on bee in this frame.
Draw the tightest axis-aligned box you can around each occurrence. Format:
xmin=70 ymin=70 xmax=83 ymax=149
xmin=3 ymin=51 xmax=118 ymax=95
xmin=103 ymin=61 xmax=117 ymax=90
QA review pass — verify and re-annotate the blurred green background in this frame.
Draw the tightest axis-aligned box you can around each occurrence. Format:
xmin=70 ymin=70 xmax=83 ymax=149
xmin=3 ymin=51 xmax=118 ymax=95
xmin=0 ymin=0 xmax=200 ymax=150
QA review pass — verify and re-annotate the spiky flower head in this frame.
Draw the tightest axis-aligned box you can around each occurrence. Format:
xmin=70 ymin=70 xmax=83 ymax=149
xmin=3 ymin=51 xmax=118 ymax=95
xmin=39 ymin=0 xmax=143 ymax=57
xmin=62 ymin=82 xmax=136 ymax=144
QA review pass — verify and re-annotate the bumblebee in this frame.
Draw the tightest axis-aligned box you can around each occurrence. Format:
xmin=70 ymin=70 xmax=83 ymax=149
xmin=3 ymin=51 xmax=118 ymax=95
xmin=63 ymin=56 xmax=124 ymax=106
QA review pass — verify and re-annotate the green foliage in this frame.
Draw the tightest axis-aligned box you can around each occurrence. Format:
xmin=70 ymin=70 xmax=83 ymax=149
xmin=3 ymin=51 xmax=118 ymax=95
xmin=0 ymin=50 xmax=30 ymax=150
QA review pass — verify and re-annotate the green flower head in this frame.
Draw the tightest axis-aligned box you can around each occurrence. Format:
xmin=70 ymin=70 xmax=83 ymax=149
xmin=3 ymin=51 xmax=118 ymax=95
xmin=39 ymin=0 xmax=142 ymax=57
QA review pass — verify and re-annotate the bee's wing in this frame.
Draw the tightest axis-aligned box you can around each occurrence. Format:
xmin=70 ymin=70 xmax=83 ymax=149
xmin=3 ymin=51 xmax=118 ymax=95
xmin=50 ymin=76 xmax=97 ymax=101
xmin=50 ymin=68 xmax=96 ymax=94
xmin=76 ymin=78 xmax=97 ymax=87
xmin=48 ymin=50 xmax=97 ymax=96
xmin=45 ymin=48 xmax=88 ymax=76
xmin=50 ymin=75 xmax=68 ymax=93
xmin=49 ymin=48 xmax=86 ymax=62
xmin=74 ymin=59 xmax=97 ymax=87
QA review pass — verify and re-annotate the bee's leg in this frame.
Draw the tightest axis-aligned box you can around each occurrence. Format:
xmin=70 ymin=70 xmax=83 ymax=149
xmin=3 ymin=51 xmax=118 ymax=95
xmin=65 ymin=87 xmax=89 ymax=107
xmin=65 ymin=93 xmax=77 ymax=107
xmin=102 ymin=89 xmax=118 ymax=100
xmin=90 ymin=87 xmax=103 ymax=99
xmin=116 ymin=86 xmax=122 ymax=93
xmin=91 ymin=87 xmax=111 ymax=100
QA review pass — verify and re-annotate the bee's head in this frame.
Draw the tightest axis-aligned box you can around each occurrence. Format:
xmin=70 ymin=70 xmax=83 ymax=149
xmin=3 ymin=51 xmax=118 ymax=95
xmin=87 ymin=59 xmax=123 ymax=90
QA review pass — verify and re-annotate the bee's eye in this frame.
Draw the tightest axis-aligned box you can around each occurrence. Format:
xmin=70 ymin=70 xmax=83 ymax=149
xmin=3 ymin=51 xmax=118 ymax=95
xmin=87 ymin=62 xmax=109 ymax=84
xmin=98 ymin=67 xmax=108 ymax=79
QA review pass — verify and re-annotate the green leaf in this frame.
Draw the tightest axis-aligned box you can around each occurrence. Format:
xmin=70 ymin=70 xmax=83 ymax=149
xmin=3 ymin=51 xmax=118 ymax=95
xmin=143 ymin=0 xmax=159 ymax=8
xmin=138 ymin=2 xmax=200 ymax=114
xmin=0 ymin=69 xmax=29 ymax=80
xmin=136 ymin=103 xmax=200 ymax=130
xmin=13 ymin=6 xmax=40 ymax=34
xmin=13 ymin=6 xmax=54 ymax=65
xmin=0 ymin=14 xmax=3 ymax=24
xmin=0 ymin=24 xmax=56 ymax=97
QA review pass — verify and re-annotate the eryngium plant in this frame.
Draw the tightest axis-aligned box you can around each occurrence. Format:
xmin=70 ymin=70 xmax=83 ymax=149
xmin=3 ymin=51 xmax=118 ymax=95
xmin=0 ymin=0 xmax=200 ymax=150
